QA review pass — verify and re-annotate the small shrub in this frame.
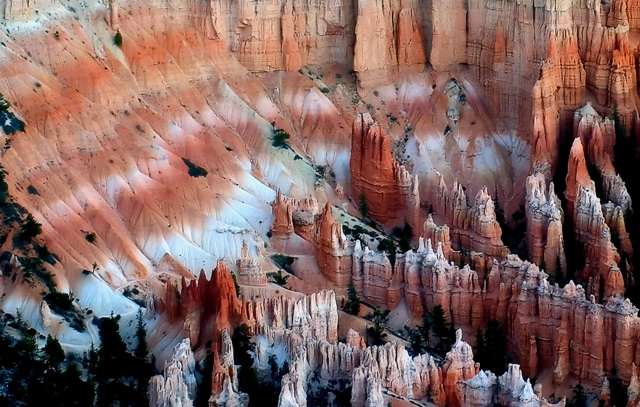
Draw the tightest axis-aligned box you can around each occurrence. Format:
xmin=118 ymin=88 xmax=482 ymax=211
xmin=373 ymin=90 xmax=379 ymax=97
xmin=294 ymin=154 xmax=302 ymax=160
xmin=267 ymin=269 xmax=290 ymax=286
xmin=20 ymin=213 xmax=42 ymax=241
xmin=225 ymin=146 xmax=233 ymax=151
xmin=27 ymin=185 xmax=38 ymax=195
xmin=271 ymin=122 xmax=291 ymax=148
xmin=4 ymin=138 xmax=11 ymax=150
xmin=182 ymin=158 xmax=208 ymax=178
xmin=53 ymin=31 xmax=60 ymax=40
xmin=271 ymin=254 xmax=297 ymax=270
xmin=114 ymin=31 xmax=123 ymax=47
xmin=321 ymin=87 xmax=330 ymax=94
xmin=0 ymin=94 xmax=10 ymax=111
xmin=85 ymin=232 xmax=97 ymax=244
xmin=335 ymin=73 xmax=342 ymax=79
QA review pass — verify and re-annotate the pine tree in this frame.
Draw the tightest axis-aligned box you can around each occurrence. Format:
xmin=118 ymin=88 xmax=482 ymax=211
xmin=358 ymin=193 xmax=368 ymax=219
xmin=344 ymin=283 xmax=361 ymax=315
xmin=366 ymin=308 xmax=390 ymax=345
xmin=418 ymin=312 xmax=431 ymax=350
xmin=432 ymin=305 xmax=448 ymax=353
xmin=135 ymin=309 xmax=148 ymax=360
xmin=475 ymin=328 xmax=486 ymax=367
xmin=43 ymin=335 xmax=65 ymax=370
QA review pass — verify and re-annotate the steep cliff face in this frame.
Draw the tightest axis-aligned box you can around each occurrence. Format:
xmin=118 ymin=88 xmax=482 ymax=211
xmin=565 ymin=138 xmax=623 ymax=298
xmin=434 ymin=174 xmax=509 ymax=259
xmin=524 ymin=172 xmax=567 ymax=277
xmin=313 ymin=204 xmax=352 ymax=288
xmin=349 ymin=113 xmax=419 ymax=227
xmin=149 ymin=339 xmax=198 ymax=407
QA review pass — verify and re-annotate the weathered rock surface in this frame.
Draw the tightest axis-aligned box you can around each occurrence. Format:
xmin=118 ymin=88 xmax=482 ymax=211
xmin=350 ymin=113 xmax=419 ymax=228
xmin=565 ymin=138 xmax=623 ymax=297
xmin=434 ymin=174 xmax=509 ymax=260
xmin=461 ymin=364 xmax=565 ymax=407
xmin=524 ymin=172 xmax=567 ymax=277
xmin=149 ymin=339 xmax=198 ymax=407
xmin=236 ymin=240 xmax=267 ymax=287
xmin=313 ymin=204 xmax=352 ymax=288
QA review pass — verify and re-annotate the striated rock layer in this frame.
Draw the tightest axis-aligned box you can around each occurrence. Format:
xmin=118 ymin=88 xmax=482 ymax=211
xmin=565 ymin=138 xmax=624 ymax=299
xmin=149 ymin=339 xmax=198 ymax=407
xmin=524 ymin=172 xmax=567 ymax=277
xmin=349 ymin=113 xmax=420 ymax=228
xmin=434 ymin=174 xmax=509 ymax=260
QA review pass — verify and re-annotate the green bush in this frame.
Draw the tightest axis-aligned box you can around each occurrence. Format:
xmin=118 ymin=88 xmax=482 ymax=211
xmin=85 ymin=232 xmax=97 ymax=244
xmin=182 ymin=158 xmax=208 ymax=178
xmin=270 ymin=122 xmax=291 ymax=148
xmin=114 ymin=31 xmax=123 ymax=47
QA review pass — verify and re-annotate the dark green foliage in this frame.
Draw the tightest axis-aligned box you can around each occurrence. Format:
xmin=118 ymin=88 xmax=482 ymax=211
xmin=20 ymin=213 xmax=42 ymax=242
xmin=43 ymin=335 xmax=65 ymax=368
xmin=321 ymin=87 xmax=330 ymax=94
xmin=377 ymin=238 xmax=397 ymax=267
xmin=194 ymin=342 xmax=215 ymax=407
xmin=271 ymin=122 xmax=291 ymax=148
xmin=609 ymin=367 xmax=627 ymax=407
xmin=0 ymin=313 xmax=94 ymax=407
xmin=270 ymin=254 xmax=296 ymax=270
xmin=182 ymin=158 xmax=208 ymax=178
xmin=231 ymin=272 xmax=241 ymax=298
xmin=432 ymin=305 xmax=456 ymax=355
xmin=34 ymin=243 xmax=56 ymax=265
xmin=44 ymin=291 xmax=85 ymax=332
xmin=26 ymin=185 xmax=37 ymax=195
xmin=366 ymin=308 xmax=390 ymax=346
xmin=474 ymin=320 xmax=508 ymax=375
xmin=344 ymin=283 xmax=361 ymax=315
xmin=267 ymin=269 xmax=290 ymax=286
xmin=566 ymin=382 xmax=586 ymax=407
xmin=0 ymin=94 xmax=10 ymax=112
xmin=395 ymin=222 xmax=412 ymax=253
xmin=85 ymin=232 xmax=97 ymax=244
xmin=93 ymin=314 xmax=155 ymax=407
xmin=114 ymin=31 xmax=122 ymax=47
xmin=358 ymin=193 xmax=368 ymax=219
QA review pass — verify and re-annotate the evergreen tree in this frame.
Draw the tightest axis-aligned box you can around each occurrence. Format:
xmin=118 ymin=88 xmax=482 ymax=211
xmin=483 ymin=320 xmax=508 ymax=375
xmin=344 ymin=283 xmax=361 ymax=316
xmin=475 ymin=328 xmax=486 ymax=367
xmin=418 ymin=312 xmax=431 ymax=349
xmin=135 ymin=309 xmax=148 ymax=360
xmin=43 ymin=335 xmax=65 ymax=369
xmin=366 ymin=308 xmax=390 ymax=346
xmin=358 ymin=193 xmax=368 ymax=219
xmin=570 ymin=382 xmax=586 ymax=407
xmin=432 ymin=305 xmax=449 ymax=353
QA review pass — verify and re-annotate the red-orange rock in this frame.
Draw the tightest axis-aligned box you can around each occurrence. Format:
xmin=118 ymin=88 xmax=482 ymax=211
xmin=350 ymin=113 xmax=414 ymax=226
xmin=525 ymin=172 xmax=567 ymax=277
xmin=313 ymin=204 xmax=351 ymax=288
xmin=434 ymin=174 xmax=508 ymax=260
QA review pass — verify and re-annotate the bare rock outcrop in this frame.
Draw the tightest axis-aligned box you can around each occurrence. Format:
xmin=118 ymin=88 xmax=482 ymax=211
xmin=149 ymin=339 xmax=198 ymax=407
xmin=236 ymin=240 xmax=267 ymax=287
xmin=353 ymin=0 xmax=426 ymax=91
xmin=434 ymin=174 xmax=509 ymax=260
xmin=565 ymin=138 xmax=622 ymax=297
xmin=313 ymin=204 xmax=352 ymax=288
xmin=350 ymin=113 xmax=419 ymax=228
xmin=460 ymin=365 xmax=566 ymax=407
xmin=524 ymin=172 xmax=567 ymax=277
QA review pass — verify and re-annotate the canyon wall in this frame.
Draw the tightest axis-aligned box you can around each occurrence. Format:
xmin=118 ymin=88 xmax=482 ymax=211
xmin=349 ymin=113 xmax=420 ymax=228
